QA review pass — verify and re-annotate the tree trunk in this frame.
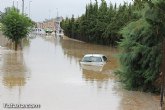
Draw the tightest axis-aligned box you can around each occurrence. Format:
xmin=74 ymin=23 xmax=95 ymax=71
xmin=15 ymin=41 xmax=18 ymax=51
xmin=20 ymin=39 xmax=23 ymax=50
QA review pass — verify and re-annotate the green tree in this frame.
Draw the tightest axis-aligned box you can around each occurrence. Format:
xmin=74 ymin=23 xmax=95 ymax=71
xmin=117 ymin=0 xmax=165 ymax=92
xmin=0 ymin=7 xmax=33 ymax=50
xmin=61 ymin=0 xmax=138 ymax=46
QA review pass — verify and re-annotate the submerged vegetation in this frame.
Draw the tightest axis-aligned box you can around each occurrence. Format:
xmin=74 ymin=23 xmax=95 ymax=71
xmin=62 ymin=0 xmax=165 ymax=92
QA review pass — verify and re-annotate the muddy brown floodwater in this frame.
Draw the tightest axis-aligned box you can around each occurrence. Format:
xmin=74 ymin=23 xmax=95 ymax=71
xmin=0 ymin=33 xmax=160 ymax=110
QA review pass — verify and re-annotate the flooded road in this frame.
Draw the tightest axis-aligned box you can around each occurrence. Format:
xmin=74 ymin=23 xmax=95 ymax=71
xmin=0 ymin=33 xmax=160 ymax=110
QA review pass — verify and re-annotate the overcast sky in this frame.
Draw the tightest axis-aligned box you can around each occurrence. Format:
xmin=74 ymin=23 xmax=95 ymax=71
xmin=0 ymin=0 xmax=132 ymax=22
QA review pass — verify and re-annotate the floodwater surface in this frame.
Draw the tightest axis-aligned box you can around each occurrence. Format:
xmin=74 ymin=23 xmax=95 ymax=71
xmin=0 ymin=33 xmax=160 ymax=110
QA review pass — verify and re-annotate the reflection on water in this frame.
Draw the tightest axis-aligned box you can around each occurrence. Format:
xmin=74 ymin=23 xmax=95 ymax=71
xmin=0 ymin=33 xmax=159 ymax=110
xmin=0 ymin=50 xmax=30 ymax=88
xmin=82 ymin=69 xmax=113 ymax=81
xmin=80 ymin=64 xmax=104 ymax=72
xmin=82 ymin=69 xmax=112 ymax=89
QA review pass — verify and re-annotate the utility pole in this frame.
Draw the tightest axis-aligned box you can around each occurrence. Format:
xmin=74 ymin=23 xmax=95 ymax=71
xmin=20 ymin=0 xmax=25 ymax=49
xmin=22 ymin=0 xmax=24 ymax=14
xmin=16 ymin=0 xmax=18 ymax=9
xmin=12 ymin=0 xmax=15 ymax=7
xmin=160 ymin=39 xmax=165 ymax=110
xmin=56 ymin=8 xmax=58 ymax=17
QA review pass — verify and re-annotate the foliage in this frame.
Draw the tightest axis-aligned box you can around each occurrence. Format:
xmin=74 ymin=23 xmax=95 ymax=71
xmin=0 ymin=7 xmax=33 ymax=50
xmin=61 ymin=0 xmax=139 ymax=46
xmin=117 ymin=0 xmax=165 ymax=92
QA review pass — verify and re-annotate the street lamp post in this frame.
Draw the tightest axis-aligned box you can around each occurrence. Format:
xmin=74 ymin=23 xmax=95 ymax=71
xmin=29 ymin=1 xmax=32 ymax=18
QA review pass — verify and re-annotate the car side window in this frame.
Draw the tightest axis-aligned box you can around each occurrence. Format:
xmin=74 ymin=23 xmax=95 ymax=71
xmin=103 ymin=56 xmax=107 ymax=62
xmin=91 ymin=57 xmax=102 ymax=62
xmin=82 ymin=57 xmax=91 ymax=62
xmin=96 ymin=57 xmax=102 ymax=62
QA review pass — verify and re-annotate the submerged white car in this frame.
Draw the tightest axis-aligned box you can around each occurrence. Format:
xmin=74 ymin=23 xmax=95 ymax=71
xmin=80 ymin=54 xmax=108 ymax=66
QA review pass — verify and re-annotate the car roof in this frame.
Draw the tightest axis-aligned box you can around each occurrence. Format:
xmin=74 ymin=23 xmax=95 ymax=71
xmin=83 ymin=54 xmax=105 ymax=57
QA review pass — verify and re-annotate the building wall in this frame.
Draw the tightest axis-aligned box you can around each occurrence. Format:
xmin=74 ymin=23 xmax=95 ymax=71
xmin=36 ymin=19 xmax=56 ymax=31
xmin=36 ymin=17 xmax=63 ymax=32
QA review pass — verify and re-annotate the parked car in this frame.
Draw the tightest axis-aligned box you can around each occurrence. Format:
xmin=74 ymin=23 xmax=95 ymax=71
xmin=80 ymin=54 xmax=108 ymax=66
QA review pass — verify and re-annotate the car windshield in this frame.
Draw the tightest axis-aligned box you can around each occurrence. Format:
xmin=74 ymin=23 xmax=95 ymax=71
xmin=82 ymin=56 xmax=102 ymax=62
